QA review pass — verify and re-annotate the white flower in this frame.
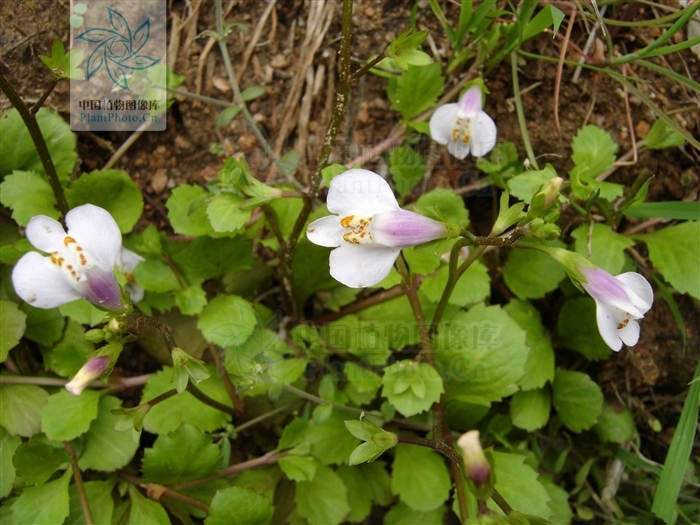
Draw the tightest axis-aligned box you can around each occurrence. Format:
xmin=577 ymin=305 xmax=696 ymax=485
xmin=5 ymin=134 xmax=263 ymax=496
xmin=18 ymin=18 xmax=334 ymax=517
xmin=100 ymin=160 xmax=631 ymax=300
xmin=429 ymin=85 xmax=497 ymax=159
xmin=579 ymin=267 xmax=654 ymax=351
xmin=12 ymin=204 xmax=126 ymax=312
xmin=306 ymin=169 xmax=448 ymax=288
xmin=117 ymin=247 xmax=145 ymax=303
xmin=457 ymin=430 xmax=490 ymax=486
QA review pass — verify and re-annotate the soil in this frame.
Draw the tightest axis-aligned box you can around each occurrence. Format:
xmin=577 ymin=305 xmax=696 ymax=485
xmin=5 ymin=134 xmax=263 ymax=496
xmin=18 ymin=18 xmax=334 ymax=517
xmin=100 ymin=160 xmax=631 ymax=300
xmin=2 ymin=0 xmax=699 ymax=506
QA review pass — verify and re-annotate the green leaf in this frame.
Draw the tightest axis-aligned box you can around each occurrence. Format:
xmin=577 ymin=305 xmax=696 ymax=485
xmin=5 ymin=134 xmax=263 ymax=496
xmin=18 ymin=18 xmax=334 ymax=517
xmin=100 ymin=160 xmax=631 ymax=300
xmin=644 ymin=119 xmax=685 ymax=150
xmin=421 ymin=260 xmax=490 ymax=307
xmin=205 ymin=486 xmax=273 ymax=525
xmin=240 ymin=86 xmax=266 ymax=102
xmin=278 ymin=454 xmax=318 ymax=482
xmin=133 ymin=256 xmax=181 ymax=293
xmin=59 ymin=300 xmax=106 ymax=327
xmin=165 ymin=235 xmax=253 ymax=282
xmin=302 ymin=411 xmax=360 ymax=465
xmin=635 ymin=221 xmax=700 ymax=299
xmin=415 ymin=188 xmax=469 ymax=228
xmin=13 ymin=440 xmax=69 ymax=486
xmin=0 ymin=300 xmax=26 ymax=361
xmin=487 ymin=451 xmax=552 ymax=519
xmin=127 ymin=484 xmax=170 ymax=525
xmin=50 ymin=320 xmax=94 ymax=378
xmin=66 ymin=480 xmax=115 ymax=525
xmin=391 ymin=444 xmax=451 ymax=511
xmin=20 ymin=304 xmax=65 ymax=346
xmin=552 ymin=369 xmax=603 ymax=433
xmin=336 ymin=465 xmax=375 ymax=523
xmin=386 ymin=30 xmax=431 ymax=70
xmin=571 ymin=125 xmax=618 ymax=179
xmin=0 ymin=429 xmax=21 ymax=497
xmin=0 ymin=108 xmax=77 ymax=182
xmin=166 ymin=185 xmax=217 ymax=236
xmin=504 ymin=299 xmax=554 ymax=391
xmin=384 ymin=501 xmax=444 ymax=525
xmin=557 ymin=297 xmax=612 ymax=360
xmin=65 ymin=170 xmax=143 ymax=233
xmin=387 ymin=63 xmax=444 ymax=121
xmin=510 ymin=388 xmax=551 ymax=431
xmin=198 ymin=294 xmax=257 ymax=347
xmin=651 ymin=358 xmax=700 ymax=521
xmin=10 ymin=469 xmax=71 ymax=525
xmin=38 ymin=40 xmax=85 ymax=80
xmin=594 ymin=403 xmax=636 ymax=443
xmin=507 ymin=164 xmax=557 ymax=204
xmin=79 ymin=396 xmax=139 ymax=471
xmin=206 ymin=193 xmax=252 ymax=233
xmin=388 ymin=146 xmax=424 ymax=198
xmin=571 ymin=223 xmax=634 ymax=275
xmin=295 ymin=465 xmax=350 ymax=525
xmin=321 ymin=163 xmax=348 ymax=187
xmin=381 ymin=361 xmax=444 ymax=417
xmin=0 ymin=170 xmax=59 ymax=225
xmin=503 ymin=240 xmax=566 ymax=299
xmin=0 ymin=383 xmax=48 ymax=437
xmin=435 ymin=304 xmax=530 ymax=406
xmin=522 ymin=4 xmax=565 ymax=41
xmin=41 ymin=389 xmax=100 ymax=441
xmin=361 ymin=460 xmax=393 ymax=506
xmin=175 ymin=285 xmax=208 ymax=315
xmin=540 ymin=476 xmax=573 ymax=525
xmin=141 ymin=367 xmax=232 ymax=435
xmin=143 ymin=423 xmax=221 ymax=485
xmin=624 ymin=201 xmax=700 ymax=221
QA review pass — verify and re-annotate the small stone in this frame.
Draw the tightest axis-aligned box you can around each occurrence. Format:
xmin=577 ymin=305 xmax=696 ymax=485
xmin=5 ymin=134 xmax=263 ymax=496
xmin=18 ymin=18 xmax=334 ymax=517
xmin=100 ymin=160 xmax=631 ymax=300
xmin=212 ymin=76 xmax=231 ymax=93
xmin=270 ymin=54 xmax=289 ymax=68
xmin=174 ymin=135 xmax=191 ymax=151
xmin=358 ymin=107 xmax=370 ymax=124
xmin=635 ymin=120 xmax=651 ymax=140
xmin=365 ymin=7 xmax=375 ymax=16
xmin=150 ymin=168 xmax=168 ymax=194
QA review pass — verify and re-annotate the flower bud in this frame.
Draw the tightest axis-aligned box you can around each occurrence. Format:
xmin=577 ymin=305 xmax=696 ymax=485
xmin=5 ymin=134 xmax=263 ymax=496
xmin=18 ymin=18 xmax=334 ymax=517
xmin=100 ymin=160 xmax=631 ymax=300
xmin=65 ymin=356 xmax=110 ymax=396
xmin=457 ymin=430 xmax=491 ymax=486
xmin=541 ymin=176 xmax=563 ymax=208
xmin=171 ymin=348 xmax=211 ymax=395
xmin=84 ymin=329 xmax=106 ymax=343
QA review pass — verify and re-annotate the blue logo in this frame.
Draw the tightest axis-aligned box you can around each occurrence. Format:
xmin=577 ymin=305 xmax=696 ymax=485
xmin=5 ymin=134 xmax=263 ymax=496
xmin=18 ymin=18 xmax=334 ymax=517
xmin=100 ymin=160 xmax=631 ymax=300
xmin=76 ymin=6 xmax=160 ymax=91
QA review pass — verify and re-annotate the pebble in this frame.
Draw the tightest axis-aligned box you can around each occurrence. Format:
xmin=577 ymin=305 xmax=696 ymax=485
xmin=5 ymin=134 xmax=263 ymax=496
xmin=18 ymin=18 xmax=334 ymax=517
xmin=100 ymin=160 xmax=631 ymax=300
xmin=150 ymin=168 xmax=169 ymax=194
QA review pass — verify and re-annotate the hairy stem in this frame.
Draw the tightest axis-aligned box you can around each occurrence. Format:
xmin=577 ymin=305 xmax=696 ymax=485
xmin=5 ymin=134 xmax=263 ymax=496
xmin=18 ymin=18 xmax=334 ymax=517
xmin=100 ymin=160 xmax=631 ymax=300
xmin=118 ymin=471 xmax=210 ymax=512
xmin=186 ymin=382 xmax=237 ymax=416
xmin=396 ymin=435 xmax=463 ymax=468
xmin=0 ymin=72 xmax=69 ymax=216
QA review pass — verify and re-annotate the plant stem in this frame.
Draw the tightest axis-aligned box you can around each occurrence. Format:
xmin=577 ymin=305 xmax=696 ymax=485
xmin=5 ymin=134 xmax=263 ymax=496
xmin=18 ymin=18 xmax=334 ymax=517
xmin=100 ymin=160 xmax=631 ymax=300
xmin=0 ymin=72 xmax=69 ymax=216
xmin=64 ymin=441 xmax=95 ymax=525
xmin=131 ymin=312 xmax=179 ymax=351
xmin=186 ymin=382 xmax=237 ymax=416
xmin=348 ymin=50 xmax=387 ymax=83
xmin=118 ymin=471 xmax=210 ymax=512
xmin=396 ymin=435 xmax=463 ymax=467
xmin=492 ymin=488 xmax=514 ymax=514
xmin=395 ymin=256 xmax=436 ymax=366
xmin=173 ymin=450 xmax=284 ymax=490
xmin=278 ymin=0 xmax=355 ymax=319
xmin=235 ymin=402 xmax=300 ymax=433
xmin=207 ymin=345 xmax=245 ymax=416
xmin=30 ymin=79 xmax=57 ymax=115
xmin=510 ymin=52 xmax=539 ymax=170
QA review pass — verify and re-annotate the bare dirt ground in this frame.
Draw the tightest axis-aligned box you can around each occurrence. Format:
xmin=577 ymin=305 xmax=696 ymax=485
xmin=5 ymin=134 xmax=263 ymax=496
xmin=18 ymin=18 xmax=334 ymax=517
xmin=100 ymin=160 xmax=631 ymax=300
xmin=2 ymin=0 xmax=699 ymax=486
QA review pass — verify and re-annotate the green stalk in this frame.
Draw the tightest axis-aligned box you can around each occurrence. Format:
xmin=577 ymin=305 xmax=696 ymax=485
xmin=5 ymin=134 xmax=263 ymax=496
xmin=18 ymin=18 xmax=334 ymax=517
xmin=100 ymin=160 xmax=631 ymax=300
xmin=510 ymin=52 xmax=539 ymax=170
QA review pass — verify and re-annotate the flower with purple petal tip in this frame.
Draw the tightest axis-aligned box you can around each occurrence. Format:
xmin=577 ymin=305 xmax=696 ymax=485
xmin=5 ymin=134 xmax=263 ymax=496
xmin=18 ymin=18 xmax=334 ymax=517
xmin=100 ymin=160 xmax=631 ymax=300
xmin=457 ymin=430 xmax=491 ymax=487
xmin=579 ymin=267 xmax=654 ymax=352
xmin=429 ymin=85 xmax=497 ymax=159
xmin=306 ymin=169 xmax=449 ymax=288
xmin=65 ymin=355 xmax=111 ymax=396
xmin=12 ymin=204 xmax=127 ymax=312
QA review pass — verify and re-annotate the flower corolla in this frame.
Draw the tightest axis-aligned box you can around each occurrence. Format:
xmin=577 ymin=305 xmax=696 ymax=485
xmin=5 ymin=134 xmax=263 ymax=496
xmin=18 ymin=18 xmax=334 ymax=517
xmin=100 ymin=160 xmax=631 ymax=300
xmin=65 ymin=356 xmax=111 ymax=396
xmin=579 ymin=267 xmax=653 ymax=351
xmin=12 ymin=204 xmax=127 ymax=312
xmin=429 ymin=85 xmax=497 ymax=159
xmin=306 ymin=169 xmax=448 ymax=288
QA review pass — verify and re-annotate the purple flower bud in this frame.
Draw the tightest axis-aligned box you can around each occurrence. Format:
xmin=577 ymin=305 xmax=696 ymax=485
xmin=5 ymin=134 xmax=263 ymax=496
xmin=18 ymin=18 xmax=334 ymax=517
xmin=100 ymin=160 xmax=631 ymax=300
xmin=371 ymin=209 xmax=448 ymax=248
xmin=457 ymin=430 xmax=491 ymax=487
xmin=65 ymin=356 xmax=111 ymax=396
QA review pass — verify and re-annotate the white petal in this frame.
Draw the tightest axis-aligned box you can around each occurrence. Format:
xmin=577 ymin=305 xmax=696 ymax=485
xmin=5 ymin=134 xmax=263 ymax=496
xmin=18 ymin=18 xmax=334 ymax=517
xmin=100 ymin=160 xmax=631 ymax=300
xmin=126 ymin=282 xmax=145 ymax=303
xmin=25 ymin=216 xmax=66 ymax=253
xmin=12 ymin=252 xmax=82 ymax=308
xmin=307 ymin=215 xmax=343 ymax=248
xmin=118 ymin=247 xmax=145 ymax=273
xmin=618 ymin=318 xmax=641 ymax=347
xmin=429 ymin=104 xmax=458 ymax=145
xmin=329 ymin=243 xmax=399 ymax=288
xmin=447 ymin=140 xmax=471 ymax=160
xmin=594 ymin=300 xmax=623 ymax=351
xmin=470 ymin=111 xmax=497 ymax=157
xmin=327 ymin=169 xmax=399 ymax=216
xmin=615 ymin=272 xmax=653 ymax=313
xmin=66 ymin=204 xmax=122 ymax=270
